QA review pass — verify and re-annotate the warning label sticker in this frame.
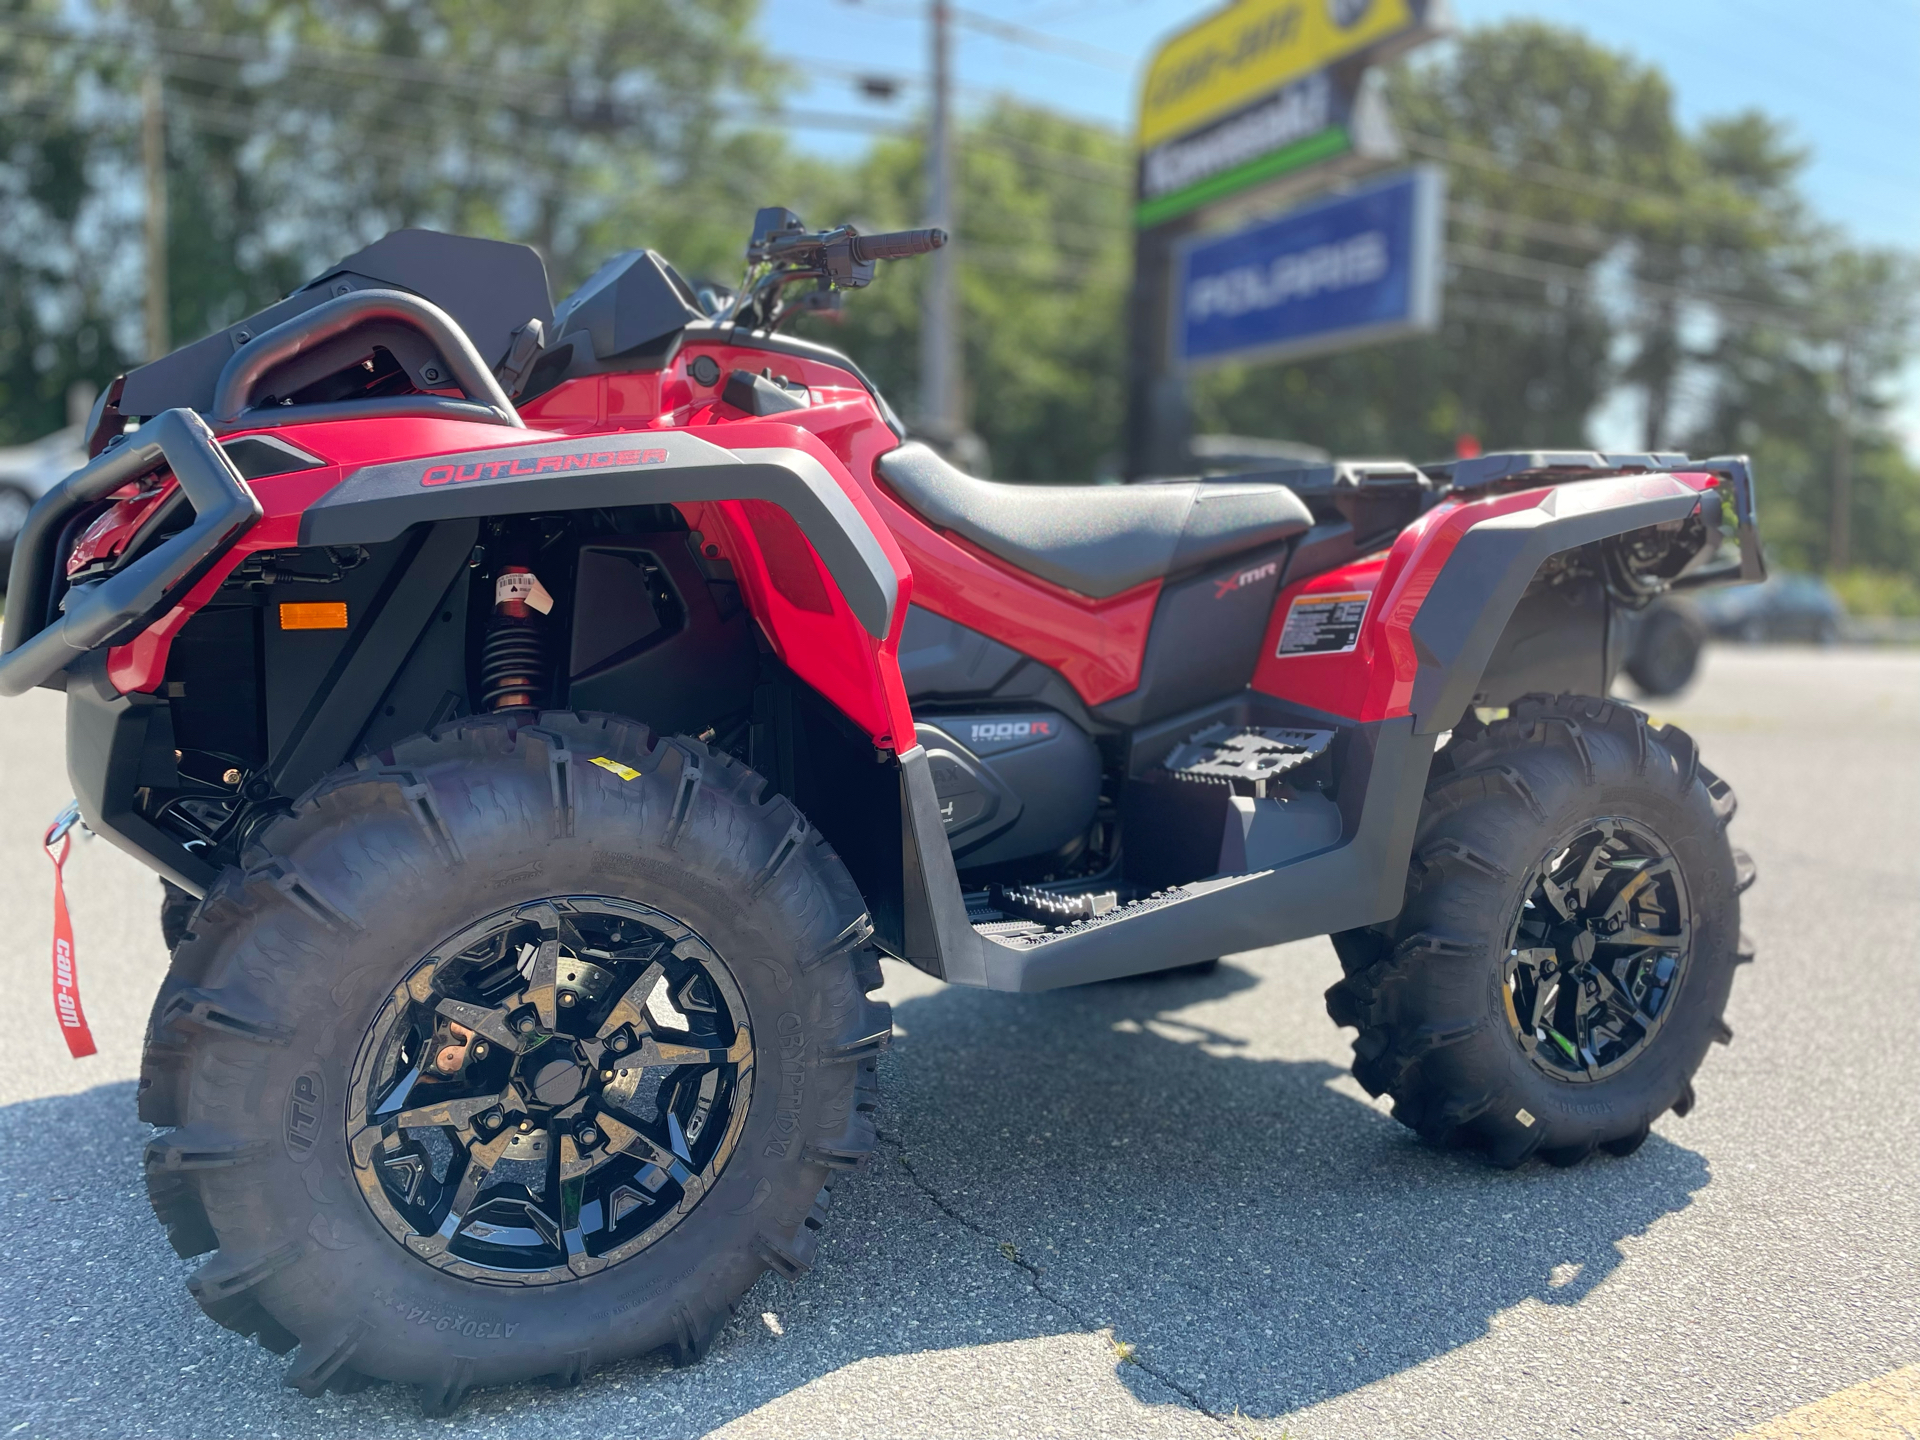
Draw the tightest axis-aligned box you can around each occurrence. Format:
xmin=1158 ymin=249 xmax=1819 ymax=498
xmin=1277 ymin=590 xmax=1371 ymax=656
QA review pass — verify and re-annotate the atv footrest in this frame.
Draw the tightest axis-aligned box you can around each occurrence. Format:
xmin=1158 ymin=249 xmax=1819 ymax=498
xmin=1124 ymin=723 xmax=1339 ymax=890
xmin=1160 ymin=724 xmax=1333 ymax=798
xmin=968 ymin=885 xmax=1198 ymax=950
xmin=986 ymin=884 xmax=1119 ymax=926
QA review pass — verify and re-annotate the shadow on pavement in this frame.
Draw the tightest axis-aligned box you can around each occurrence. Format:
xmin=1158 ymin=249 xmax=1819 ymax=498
xmin=0 ymin=959 xmax=1708 ymax=1436
xmin=881 ymin=961 xmax=1711 ymax=1419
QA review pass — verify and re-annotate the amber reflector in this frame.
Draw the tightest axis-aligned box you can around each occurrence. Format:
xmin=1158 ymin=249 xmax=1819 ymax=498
xmin=279 ymin=601 xmax=348 ymax=631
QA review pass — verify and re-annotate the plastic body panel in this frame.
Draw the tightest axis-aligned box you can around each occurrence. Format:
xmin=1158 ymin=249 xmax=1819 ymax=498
xmin=565 ymin=535 xmax=759 ymax=739
xmin=1093 ymin=543 xmax=1288 ymax=727
xmin=264 ymin=520 xmax=476 ymax=797
xmin=1472 ymin=570 xmax=1610 ymax=707
xmin=84 ymin=409 xmax=918 ymax=751
xmin=65 ymin=654 xmax=218 ymax=892
xmin=895 ymin=606 xmax=1104 ymax=738
xmin=896 ymin=715 xmax=1434 ymax=991
xmin=914 ymin=710 xmax=1101 ymax=873
xmin=1252 ymin=474 xmax=1712 ymax=729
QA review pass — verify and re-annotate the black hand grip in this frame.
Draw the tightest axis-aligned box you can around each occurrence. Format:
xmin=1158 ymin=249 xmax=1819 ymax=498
xmin=850 ymin=229 xmax=948 ymax=263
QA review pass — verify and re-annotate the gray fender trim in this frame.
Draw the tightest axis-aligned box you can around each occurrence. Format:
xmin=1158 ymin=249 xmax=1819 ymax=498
xmin=1408 ymin=478 xmax=1703 ymax=733
xmin=299 ymin=433 xmax=899 ymax=638
xmin=898 ymin=717 xmax=1433 ymax=992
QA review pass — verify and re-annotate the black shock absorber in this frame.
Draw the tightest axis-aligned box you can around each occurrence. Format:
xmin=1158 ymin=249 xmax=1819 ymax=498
xmin=479 ymin=562 xmax=551 ymax=711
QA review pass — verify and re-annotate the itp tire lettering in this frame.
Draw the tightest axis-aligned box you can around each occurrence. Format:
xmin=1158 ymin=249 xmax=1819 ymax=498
xmin=763 ymin=1012 xmax=807 ymax=1158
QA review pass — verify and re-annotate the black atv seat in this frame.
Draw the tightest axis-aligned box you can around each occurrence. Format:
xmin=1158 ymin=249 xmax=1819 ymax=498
xmin=876 ymin=443 xmax=1313 ymax=598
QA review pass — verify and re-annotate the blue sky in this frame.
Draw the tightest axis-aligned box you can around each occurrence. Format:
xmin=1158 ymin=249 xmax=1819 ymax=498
xmin=757 ymin=0 xmax=1920 ymax=449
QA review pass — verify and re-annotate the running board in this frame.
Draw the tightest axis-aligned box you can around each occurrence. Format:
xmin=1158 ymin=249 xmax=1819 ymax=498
xmin=894 ymin=716 xmax=1432 ymax=993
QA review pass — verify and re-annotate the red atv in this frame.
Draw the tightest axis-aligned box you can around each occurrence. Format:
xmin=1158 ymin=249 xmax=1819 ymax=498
xmin=0 ymin=210 xmax=1760 ymax=1410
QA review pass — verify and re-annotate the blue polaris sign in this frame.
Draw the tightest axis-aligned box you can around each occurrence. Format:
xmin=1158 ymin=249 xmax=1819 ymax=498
xmin=1174 ymin=166 xmax=1444 ymax=367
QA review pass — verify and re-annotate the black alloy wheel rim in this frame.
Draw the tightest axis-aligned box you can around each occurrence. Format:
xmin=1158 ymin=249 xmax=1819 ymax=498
xmin=346 ymin=896 xmax=753 ymax=1286
xmin=1502 ymin=817 xmax=1692 ymax=1083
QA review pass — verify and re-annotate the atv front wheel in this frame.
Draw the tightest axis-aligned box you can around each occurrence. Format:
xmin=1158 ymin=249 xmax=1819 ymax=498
xmin=1325 ymin=694 xmax=1753 ymax=1167
xmin=139 ymin=714 xmax=888 ymax=1410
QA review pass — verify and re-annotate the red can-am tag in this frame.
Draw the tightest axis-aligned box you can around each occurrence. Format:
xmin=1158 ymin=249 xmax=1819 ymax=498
xmin=45 ymin=810 xmax=96 ymax=1059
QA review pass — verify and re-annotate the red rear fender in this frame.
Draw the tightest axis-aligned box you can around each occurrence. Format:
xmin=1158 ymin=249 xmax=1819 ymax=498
xmin=1254 ymin=473 xmax=1716 ymax=728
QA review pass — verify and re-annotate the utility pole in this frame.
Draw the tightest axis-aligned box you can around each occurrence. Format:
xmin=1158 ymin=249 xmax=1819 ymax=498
xmin=919 ymin=0 xmax=960 ymax=451
xmin=1829 ymin=330 xmax=1854 ymax=572
xmin=142 ymin=66 xmax=169 ymax=360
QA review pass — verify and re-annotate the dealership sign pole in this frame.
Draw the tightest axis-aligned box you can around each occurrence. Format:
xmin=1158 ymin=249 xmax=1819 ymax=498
xmin=1124 ymin=0 xmax=1448 ymax=477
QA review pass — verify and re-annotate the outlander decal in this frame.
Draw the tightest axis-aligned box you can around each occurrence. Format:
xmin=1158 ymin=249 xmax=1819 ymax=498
xmin=421 ymin=447 xmax=670 ymax=486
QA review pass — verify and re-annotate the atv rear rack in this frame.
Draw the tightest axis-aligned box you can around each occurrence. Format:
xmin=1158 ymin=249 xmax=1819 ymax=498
xmin=1423 ymin=450 xmax=1765 ymax=586
xmin=1219 ymin=449 xmax=1765 ymax=587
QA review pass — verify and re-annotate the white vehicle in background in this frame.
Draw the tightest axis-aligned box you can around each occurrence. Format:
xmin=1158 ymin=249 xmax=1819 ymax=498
xmin=0 ymin=388 xmax=91 ymax=590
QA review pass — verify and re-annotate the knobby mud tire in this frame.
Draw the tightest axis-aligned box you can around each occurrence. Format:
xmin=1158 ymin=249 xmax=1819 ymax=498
xmin=138 ymin=713 xmax=888 ymax=1412
xmin=1325 ymin=693 xmax=1755 ymax=1168
xmin=160 ymin=878 xmax=197 ymax=952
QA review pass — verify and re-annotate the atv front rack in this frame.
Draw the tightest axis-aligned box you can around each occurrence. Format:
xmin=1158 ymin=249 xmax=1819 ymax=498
xmin=0 ymin=408 xmax=262 ymax=697
xmin=1 ymin=285 xmax=536 ymax=700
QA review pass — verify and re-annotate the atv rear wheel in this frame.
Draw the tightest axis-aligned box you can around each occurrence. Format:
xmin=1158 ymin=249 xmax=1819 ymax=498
xmin=1624 ymin=599 xmax=1706 ymax=698
xmin=1325 ymin=694 xmax=1752 ymax=1167
xmin=138 ymin=714 xmax=887 ymax=1411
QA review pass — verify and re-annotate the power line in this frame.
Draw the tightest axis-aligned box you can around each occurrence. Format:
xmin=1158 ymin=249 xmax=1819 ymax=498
xmin=1447 ymin=201 xmax=1617 ymax=255
xmin=829 ymin=0 xmax=1132 ymax=71
xmin=1446 ymin=241 xmax=1837 ymax=331
xmin=0 ymin=13 xmax=757 ymax=136
xmin=1 ymin=11 xmax=1128 ymax=158
xmin=1405 ymin=133 xmax=1693 ymax=214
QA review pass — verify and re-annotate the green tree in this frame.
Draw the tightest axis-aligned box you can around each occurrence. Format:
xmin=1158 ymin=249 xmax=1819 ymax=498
xmin=788 ymin=100 xmax=1133 ymax=481
xmin=1685 ymin=242 xmax=1920 ymax=577
xmin=0 ymin=3 xmax=141 ymax=444
xmin=0 ymin=0 xmax=785 ymax=445
xmin=1193 ymin=22 xmax=1694 ymax=456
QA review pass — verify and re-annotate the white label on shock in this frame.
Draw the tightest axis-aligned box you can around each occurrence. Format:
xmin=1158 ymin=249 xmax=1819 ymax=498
xmin=1276 ymin=590 xmax=1371 ymax=656
xmin=495 ymin=571 xmax=554 ymax=614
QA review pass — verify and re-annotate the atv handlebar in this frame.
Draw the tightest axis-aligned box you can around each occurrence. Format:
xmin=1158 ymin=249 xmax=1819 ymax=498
xmin=731 ymin=213 xmax=947 ymax=330
xmin=849 ymin=229 xmax=948 ymax=263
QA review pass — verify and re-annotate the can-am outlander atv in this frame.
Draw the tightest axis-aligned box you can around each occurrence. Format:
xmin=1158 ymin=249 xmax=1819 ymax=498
xmin=0 ymin=209 xmax=1761 ymax=1411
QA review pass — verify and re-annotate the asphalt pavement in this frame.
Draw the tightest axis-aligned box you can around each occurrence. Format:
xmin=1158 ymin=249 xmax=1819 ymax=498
xmin=0 ymin=645 xmax=1914 ymax=1438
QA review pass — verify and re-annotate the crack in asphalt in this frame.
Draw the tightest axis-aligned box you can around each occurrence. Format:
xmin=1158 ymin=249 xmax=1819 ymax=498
xmin=877 ymin=1128 xmax=1250 ymax=1436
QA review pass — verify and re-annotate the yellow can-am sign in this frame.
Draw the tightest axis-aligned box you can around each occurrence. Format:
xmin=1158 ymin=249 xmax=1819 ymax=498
xmin=1139 ymin=0 xmax=1424 ymax=149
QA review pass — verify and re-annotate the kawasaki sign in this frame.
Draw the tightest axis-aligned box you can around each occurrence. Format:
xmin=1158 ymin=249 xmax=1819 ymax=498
xmin=1133 ymin=0 xmax=1444 ymax=227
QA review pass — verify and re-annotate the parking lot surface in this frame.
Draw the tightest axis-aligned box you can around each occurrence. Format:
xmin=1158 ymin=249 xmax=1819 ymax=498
xmin=1 ymin=645 xmax=1914 ymax=1438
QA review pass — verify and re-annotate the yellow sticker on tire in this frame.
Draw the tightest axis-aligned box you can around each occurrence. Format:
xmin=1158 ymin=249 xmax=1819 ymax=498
xmin=589 ymin=756 xmax=641 ymax=782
